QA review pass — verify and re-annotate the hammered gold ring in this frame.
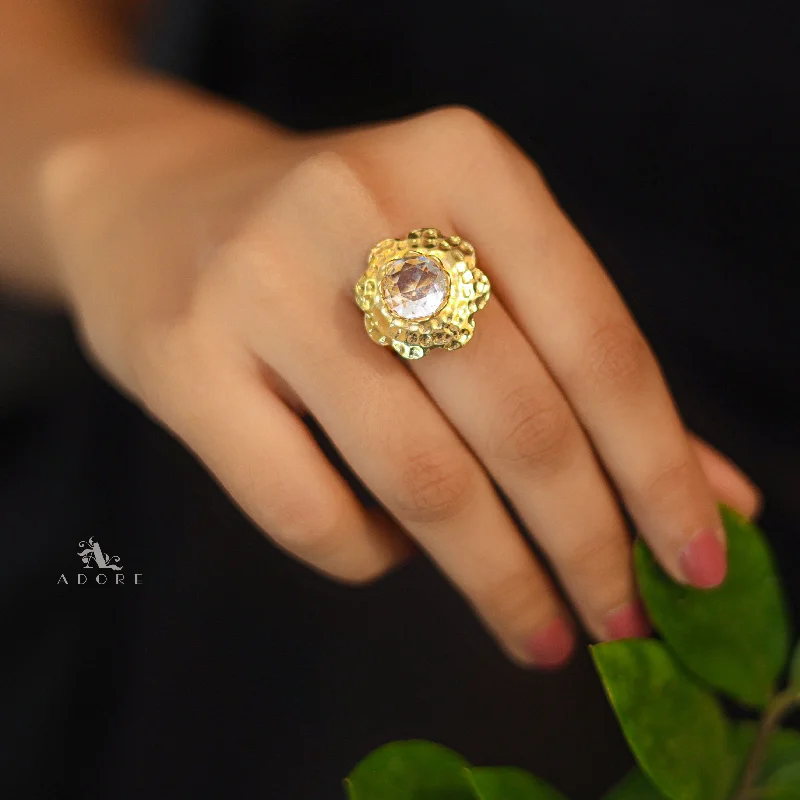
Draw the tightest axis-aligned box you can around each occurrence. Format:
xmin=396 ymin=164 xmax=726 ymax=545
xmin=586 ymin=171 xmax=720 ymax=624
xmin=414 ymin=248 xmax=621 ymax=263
xmin=354 ymin=228 xmax=491 ymax=360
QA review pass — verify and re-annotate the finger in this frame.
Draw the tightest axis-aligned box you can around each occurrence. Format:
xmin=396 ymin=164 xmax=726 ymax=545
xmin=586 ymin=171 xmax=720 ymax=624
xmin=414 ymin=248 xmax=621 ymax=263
xmin=141 ymin=328 xmax=410 ymax=583
xmin=239 ymin=153 xmax=575 ymax=665
xmin=291 ymin=335 xmax=574 ymax=665
xmin=412 ymin=295 xmax=649 ymax=640
xmin=427 ymin=111 xmax=727 ymax=588
xmin=690 ymin=435 xmax=763 ymax=519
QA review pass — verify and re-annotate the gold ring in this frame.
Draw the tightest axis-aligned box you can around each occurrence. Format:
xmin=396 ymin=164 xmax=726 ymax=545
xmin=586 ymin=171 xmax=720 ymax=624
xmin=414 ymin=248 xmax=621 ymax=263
xmin=354 ymin=228 xmax=491 ymax=360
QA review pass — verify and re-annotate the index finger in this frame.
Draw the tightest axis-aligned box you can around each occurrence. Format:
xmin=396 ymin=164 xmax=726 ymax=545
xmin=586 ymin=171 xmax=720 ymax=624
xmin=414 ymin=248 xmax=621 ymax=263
xmin=443 ymin=111 xmax=726 ymax=588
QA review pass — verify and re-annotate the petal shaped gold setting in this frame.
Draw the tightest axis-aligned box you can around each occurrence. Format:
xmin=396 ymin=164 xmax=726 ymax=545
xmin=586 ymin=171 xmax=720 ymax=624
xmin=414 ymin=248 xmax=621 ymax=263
xmin=354 ymin=228 xmax=490 ymax=360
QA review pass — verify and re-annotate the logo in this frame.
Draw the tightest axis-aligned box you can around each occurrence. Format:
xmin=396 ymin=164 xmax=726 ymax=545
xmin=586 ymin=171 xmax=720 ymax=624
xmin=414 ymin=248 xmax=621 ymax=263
xmin=57 ymin=537 xmax=142 ymax=585
xmin=78 ymin=537 xmax=122 ymax=570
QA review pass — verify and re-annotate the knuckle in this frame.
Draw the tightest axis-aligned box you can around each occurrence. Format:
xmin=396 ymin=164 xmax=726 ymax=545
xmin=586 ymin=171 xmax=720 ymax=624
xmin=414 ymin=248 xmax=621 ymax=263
xmin=395 ymin=448 xmax=474 ymax=526
xmin=473 ymin=568 xmax=545 ymax=632
xmin=490 ymin=386 xmax=574 ymax=474
xmin=277 ymin=149 xmax=389 ymax=250
xmin=206 ymin=223 xmax=287 ymax=331
xmin=249 ymin=149 xmax=377 ymax=241
xmin=271 ymin=492 xmax=344 ymax=557
xmin=416 ymin=105 xmax=500 ymax=153
xmin=216 ymin=149 xmax=381 ymax=325
xmin=583 ymin=320 xmax=651 ymax=398
xmin=641 ymin=457 xmax=696 ymax=509
xmin=209 ymin=150 xmax=364 ymax=276
xmin=427 ymin=104 xmax=492 ymax=132
xmin=129 ymin=320 xmax=196 ymax=426
xmin=282 ymin=149 xmax=366 ymax=196
xmin=563 ymin=533 xmax=622 ymax=581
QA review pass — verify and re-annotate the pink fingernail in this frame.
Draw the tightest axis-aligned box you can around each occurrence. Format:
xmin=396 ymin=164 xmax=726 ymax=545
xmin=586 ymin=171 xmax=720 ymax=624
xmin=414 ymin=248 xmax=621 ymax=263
xmin=605 ymin=601 xmax=651 ymax=640
xmin=679 ymin=529 xmax=728 ymax=588
xmin=525 ymin=618 xmax=575 ymax=669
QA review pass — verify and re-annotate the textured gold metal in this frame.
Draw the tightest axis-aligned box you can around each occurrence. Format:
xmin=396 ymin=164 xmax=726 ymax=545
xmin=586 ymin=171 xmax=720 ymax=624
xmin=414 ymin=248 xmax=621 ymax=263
xmin=354 ymin=228 xmax=491 ymax=359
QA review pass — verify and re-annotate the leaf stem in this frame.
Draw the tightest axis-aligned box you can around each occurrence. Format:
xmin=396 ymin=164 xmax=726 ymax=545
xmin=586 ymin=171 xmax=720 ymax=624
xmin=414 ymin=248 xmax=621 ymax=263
xmin=733 ymin=687 xmax=800 ymax=800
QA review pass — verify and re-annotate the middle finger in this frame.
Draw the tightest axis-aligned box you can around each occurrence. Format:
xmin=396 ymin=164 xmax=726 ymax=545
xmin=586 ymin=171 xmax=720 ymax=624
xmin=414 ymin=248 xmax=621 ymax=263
xmin=413 ymin=292 xmax=649 ymax=641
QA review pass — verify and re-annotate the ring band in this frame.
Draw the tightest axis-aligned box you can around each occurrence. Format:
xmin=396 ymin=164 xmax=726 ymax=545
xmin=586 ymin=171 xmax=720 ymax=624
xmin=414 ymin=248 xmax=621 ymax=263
xmin=354 ymin=228 xmax=491 ymax=360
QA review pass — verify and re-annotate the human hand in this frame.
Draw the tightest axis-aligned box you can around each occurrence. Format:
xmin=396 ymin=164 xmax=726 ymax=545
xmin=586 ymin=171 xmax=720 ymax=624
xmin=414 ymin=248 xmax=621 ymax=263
xmin=46 ymin=105 xmax=761 ymax=667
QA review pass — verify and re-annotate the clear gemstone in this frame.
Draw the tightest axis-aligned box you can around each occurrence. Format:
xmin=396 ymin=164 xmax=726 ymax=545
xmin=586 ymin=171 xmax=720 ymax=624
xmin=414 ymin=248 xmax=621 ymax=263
xmin=381 ymin=255 xmax=449 ymax=320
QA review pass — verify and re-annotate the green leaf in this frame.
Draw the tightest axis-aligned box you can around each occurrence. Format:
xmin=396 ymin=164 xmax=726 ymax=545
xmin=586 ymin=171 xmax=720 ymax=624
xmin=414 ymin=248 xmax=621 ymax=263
xmin=764 ymin=762 xmax=800 ymax=799
xmin=635 ymin=503 xmax=790 ymax=708
xmin=730 ymin=723 xmax=800 ymax=786
xmin=468 ymin=767 xmax=567 ymax=799
xmin=345 ymin=740 xmax=475 ymax=800
xmin=602 ymin=768 xmax=669 ymax=799
xmin=592 ymin=639 xmax=733 ymax=800
xmin=763 ymin=729 xmax=800 ymax=782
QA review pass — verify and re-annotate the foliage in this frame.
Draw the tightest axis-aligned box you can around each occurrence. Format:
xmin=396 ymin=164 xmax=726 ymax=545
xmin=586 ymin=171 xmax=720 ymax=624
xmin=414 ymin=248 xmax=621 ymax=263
xmin=634 ymin=505 xmax=789 ymax=709
xmin=345 ymin=506 xmax=800 ymax=799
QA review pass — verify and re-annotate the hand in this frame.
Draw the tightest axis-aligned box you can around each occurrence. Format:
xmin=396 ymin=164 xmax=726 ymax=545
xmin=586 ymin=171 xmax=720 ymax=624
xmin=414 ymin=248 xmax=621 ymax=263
xmin=46 ymin=105 xmax=761 ymax=667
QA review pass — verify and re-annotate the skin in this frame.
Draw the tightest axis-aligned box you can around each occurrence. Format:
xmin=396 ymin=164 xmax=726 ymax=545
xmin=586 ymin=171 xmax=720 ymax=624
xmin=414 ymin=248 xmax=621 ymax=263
xmin=0 ymin=1 xmax=762 ymax=667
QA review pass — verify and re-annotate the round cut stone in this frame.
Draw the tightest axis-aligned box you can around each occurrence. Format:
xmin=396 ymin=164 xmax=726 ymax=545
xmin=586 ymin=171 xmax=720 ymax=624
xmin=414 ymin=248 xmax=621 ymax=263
xmin=381 ymin=254 xmax=449 ymax=320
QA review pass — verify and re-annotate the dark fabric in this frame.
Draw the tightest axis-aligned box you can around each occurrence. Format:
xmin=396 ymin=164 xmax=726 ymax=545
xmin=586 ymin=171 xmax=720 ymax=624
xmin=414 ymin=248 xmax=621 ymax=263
xmin=2 ymin=1 xmax=799 ymax=798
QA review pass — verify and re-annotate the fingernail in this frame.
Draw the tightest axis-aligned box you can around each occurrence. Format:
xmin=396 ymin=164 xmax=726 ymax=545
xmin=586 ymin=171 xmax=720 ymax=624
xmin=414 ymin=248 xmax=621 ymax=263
xmin=605 ymin=601 xmax=651 ymax=640
xmin=679 ymin=529 xmax=727 ymax=588
xmin=525 ymin=618 xmax=575 ymax=669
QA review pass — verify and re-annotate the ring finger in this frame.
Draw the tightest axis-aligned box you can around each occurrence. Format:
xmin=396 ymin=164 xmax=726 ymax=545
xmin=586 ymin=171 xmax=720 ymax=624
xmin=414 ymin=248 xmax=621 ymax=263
xmin=236 ymin=156 xmax=576 ymax=665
